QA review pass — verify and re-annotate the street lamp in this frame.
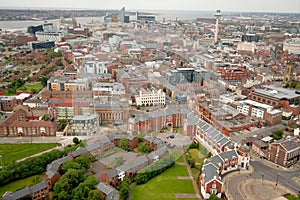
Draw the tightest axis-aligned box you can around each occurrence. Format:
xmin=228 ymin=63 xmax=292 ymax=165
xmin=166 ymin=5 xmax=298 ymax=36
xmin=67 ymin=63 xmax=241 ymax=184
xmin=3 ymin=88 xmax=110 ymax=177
xmin=276 ymin=173 xmax=280 ymax=186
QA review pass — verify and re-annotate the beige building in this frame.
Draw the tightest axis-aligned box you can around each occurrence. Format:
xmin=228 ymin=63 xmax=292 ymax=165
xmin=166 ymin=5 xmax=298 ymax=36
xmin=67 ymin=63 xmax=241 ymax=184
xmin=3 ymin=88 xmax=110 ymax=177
xmin=135 ymin=88 xmax=165 ymax=106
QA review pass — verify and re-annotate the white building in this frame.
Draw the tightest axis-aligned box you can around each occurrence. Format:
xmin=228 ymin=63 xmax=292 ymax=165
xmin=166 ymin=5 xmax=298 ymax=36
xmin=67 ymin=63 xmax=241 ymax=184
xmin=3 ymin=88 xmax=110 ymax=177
xmin=283 ymin=38 xmax=300 ymax=54
xmin=237 ymin=42 xmax=256 ymax=53
xmin=35 ymin=31 xmax=64 ymax=44
xmin=237 ymin=99 xmax=273 ymax=119
xmin=92 ymin=82 xmax=126 ymax=97
xmin=135 ymin=89 xmax=165 ymax=106
xmin=83 ymin=61 xmax=108 ymax=74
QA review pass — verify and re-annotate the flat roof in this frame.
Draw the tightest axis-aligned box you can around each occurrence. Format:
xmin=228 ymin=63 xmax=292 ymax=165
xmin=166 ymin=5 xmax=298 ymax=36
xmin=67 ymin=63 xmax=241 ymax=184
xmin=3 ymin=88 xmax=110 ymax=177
xmin=254 ymin=85 xmax=300 ymax=100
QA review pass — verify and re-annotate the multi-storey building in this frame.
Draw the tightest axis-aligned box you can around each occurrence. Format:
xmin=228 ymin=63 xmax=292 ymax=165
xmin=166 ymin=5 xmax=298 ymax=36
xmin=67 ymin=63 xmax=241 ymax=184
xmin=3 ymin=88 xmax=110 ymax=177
xmin=35 ymin=31 xmax=64 ymax=44
xmin=82 ymin=61 xmax=108 ymax=74
xmin=165 ymin=67 xmax=210 ymax=86
xmin=268 ymin=137 xmax=300 ymax=167
xmin=48 ymin=77 xmax=90 ymax=92
xmin=134 ymin=88 xmax=165 ymax=106
xmin=92 ymin=82 xmax=126 ymax=97
xmin=0 ymin=96 xmax=18 ymax=111
xmin=283 ymin=38 xmax=300 ymax=54
xmin=199 ymin=150 xmax=239 ymax=199
xmin=127 ymin=106 xmax=193 ymax=134
xmin=249 ymin=85 xmax=300 ymax=115
xmin=67 ymin=113 xmax=99 ymax=136
xmin=0 ymin=109 xmax=58 ymax=137
xmin=237 ymin=99 xmax=282 ymax=125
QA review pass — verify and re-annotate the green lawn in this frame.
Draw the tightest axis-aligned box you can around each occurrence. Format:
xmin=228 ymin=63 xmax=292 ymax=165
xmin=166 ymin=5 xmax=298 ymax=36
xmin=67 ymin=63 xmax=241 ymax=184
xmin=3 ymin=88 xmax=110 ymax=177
xmin=0 ymin=174 xmax=43 ymax=196
xmin=188 ymin=148 xmax=207 ymax=169
xmin=4 ymin=82 xmax=44 ymax=96
xmin=0 ymin=143 xmax=57 ymax=166
xmin=18 ymin=82 xmax=44 ymax=93
xmin=172 ymin=149 xmax=184 ymax=161
xmin=132 ymin=164 xmax=196 ymax=200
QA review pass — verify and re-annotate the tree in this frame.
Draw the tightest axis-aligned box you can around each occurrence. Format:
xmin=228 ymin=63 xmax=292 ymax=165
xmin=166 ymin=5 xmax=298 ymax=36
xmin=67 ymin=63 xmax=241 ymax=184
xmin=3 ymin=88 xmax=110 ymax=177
xmin=73 ymin=137 xmax=80 ymax=145
xmin=42 ymin=114 xmax=50 ymax=121
xmin=119 ymin=138 xmax=129 ymax=150
xmin=273 ymin=130 xmax=283 ymax=140
xmin=208 ymin=194 xmax=218 ymax=200
xmin=40 ymin=76 xmax=48 ymax=87
xmin=87 ymin=190 xmax=102 ymax=200
xmin=137 ymin=142 xmax=151 ymax=154
xmin=119 ymin=178 xmax=131 ymax=200
xmin=52 ymin=169 xmax=85 ymax=199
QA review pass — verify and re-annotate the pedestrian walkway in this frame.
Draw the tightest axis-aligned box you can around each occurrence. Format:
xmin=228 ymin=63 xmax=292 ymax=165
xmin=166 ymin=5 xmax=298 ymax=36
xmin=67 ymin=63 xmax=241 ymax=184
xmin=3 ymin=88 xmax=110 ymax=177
xmin=181 ymin=147 xmax=201 ymax=200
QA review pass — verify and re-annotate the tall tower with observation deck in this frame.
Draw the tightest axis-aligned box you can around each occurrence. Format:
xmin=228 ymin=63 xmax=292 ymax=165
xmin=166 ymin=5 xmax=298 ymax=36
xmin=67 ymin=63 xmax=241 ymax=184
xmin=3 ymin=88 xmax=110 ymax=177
xmin=214 ymin=10 xmax=221 ymax=44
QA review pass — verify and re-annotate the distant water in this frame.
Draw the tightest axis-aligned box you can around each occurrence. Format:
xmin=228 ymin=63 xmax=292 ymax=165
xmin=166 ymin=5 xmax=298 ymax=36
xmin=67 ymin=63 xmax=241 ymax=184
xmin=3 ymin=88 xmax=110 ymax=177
xmin=0 ymin=10 xmax=216 ymax=31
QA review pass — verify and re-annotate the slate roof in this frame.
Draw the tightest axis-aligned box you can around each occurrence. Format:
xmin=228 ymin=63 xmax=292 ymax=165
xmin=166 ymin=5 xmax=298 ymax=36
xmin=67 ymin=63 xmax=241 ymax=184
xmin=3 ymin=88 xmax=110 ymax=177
xmin=275 ymin=137 xmax=300 ymax=152
xmin=72 ymin=147 xmax=88 ymax=158
xmin=186 ymin=112 xmax=200 ymax=126
xmin=198 ymin=120 xmax=230 ymax=148
xmin=117 ymin=155 xmax=148 ymax=172
xmin=30 ymin=180 xmax=48 ymax=193
xmin=147 ymin=146 xmax=168 ymax=160
xmin=106 ymin=169 xmax=118 ymax=179
xmin=202 ymin=162 xmax=221 ymax=183
xmin=2 ymin=187 xmax=30 ymax=200
xmin=96 ymin=182 xmax=119 ymax=199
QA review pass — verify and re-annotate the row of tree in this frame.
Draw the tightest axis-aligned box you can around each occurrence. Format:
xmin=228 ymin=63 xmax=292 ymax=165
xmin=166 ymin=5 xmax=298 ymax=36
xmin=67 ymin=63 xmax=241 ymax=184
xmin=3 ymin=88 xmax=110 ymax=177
xmin=119 ymin=178 xmax=131 ymax=200
xmin=135 ymin=154 xmax=175 ymax=185
xmin=0 ymin=144 xmax=82 ymax=186
xmin=52 ymin=153 xmax=102 ymax=200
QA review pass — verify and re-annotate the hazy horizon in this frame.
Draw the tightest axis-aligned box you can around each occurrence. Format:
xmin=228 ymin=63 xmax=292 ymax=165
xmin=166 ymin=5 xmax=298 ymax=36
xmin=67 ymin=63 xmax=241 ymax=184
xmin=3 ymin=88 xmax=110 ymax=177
xmin=0 ymin=0 xmax=299 ymax=13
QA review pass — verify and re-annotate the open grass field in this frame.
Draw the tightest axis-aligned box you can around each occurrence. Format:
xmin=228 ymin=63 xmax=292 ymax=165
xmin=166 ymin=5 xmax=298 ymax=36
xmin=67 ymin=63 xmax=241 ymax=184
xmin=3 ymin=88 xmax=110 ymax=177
xmin=132 ymin=164 xmax=196 ymax=200
xmin=18 ymin=82 xmax=44 ymax=92
xmin=0 ymin=143 xmax=57 ymax=166
xmin=3 ymin=82 xmax=44 ymax=96
xmin=0 ymin=174 xmax=43 ymax=196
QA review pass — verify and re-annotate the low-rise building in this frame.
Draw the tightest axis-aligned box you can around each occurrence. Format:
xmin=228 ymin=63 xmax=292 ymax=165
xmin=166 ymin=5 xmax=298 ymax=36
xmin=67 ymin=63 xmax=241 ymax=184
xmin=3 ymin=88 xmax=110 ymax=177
xmin=96 ymin=182 xmax=119 ymax=200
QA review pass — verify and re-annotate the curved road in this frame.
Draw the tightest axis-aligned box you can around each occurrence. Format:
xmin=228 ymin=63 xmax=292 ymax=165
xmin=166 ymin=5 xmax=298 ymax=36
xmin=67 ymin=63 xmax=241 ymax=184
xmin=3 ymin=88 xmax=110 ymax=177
xmin=227 ymin=160 xmax=300 ymax=199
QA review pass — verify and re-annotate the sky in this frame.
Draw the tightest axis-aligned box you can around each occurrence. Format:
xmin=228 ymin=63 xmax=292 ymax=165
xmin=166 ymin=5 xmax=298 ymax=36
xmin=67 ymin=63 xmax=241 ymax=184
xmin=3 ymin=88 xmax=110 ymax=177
xmin=1 ymin=0 xmax=300 ymax=13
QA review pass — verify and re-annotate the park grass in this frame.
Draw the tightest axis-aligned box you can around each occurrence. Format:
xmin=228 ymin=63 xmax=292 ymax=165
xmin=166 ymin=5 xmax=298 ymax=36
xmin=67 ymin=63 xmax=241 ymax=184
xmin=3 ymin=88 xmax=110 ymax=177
xmin=0 ymin=174 xmax=43 ymax=196
xmin=172 ymin=149 xmax=184 ymax=162
xmin=0 ymin=143 xmax=57 ymax=166
xmin=18 ymin=82 xmax=44 ymax=92
xmin=3 ymin=82 xmax=44 ymax=96
xmin=132 ymin=164 xmax=196 ymax=200
xmin=188 ymin=148 xmax=206 ymax=169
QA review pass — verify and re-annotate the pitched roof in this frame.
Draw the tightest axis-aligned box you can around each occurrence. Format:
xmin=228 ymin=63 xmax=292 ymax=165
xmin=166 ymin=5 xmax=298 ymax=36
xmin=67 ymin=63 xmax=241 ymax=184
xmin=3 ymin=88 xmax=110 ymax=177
xmin=117 ymin=155 xmax=148 ymax=172
xmin=202 ymin=162 xmax=221 ymax=183
xmin=96 ymin=182 xmax=118 ymax=197
xmin=30 ymin=180 xmax=48 ymax=193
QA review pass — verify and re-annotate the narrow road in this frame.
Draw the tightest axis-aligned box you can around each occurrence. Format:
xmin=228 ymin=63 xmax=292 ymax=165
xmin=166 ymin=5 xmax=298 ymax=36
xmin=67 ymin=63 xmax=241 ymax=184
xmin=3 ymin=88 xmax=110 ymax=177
xmin=181 ymin=147 xmax=201 ymax=200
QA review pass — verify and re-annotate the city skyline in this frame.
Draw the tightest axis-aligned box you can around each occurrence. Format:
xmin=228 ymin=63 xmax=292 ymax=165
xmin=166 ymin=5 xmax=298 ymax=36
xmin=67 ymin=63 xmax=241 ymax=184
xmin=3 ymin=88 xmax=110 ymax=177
xmin=1 ymin=0 xmax=300 ymax=13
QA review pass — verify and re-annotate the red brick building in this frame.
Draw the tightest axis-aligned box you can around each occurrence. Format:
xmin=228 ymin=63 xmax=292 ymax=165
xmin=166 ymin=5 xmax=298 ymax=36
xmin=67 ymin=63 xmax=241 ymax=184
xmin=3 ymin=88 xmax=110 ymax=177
xmin=249 ymin=85 xmax=300 ymax=116
xmin=0 ymin=96 xmax=18 ymax=111
xmin=268 ymin=137 xmax=300 ymax=167
xmin=199 ymin=150 xmax=239 ymax=199
xmin=0 ymin=108 xmax=58 ymax=137
xmin=127 ymin=106 xmax=193 ymax=135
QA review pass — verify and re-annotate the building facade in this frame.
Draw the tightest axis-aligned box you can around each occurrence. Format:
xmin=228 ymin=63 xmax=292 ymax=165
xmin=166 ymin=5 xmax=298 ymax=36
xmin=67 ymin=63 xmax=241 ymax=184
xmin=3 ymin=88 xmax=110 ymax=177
xmin=135 ymin=88 xmax=166 ymax=106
